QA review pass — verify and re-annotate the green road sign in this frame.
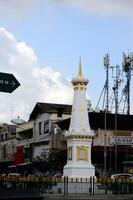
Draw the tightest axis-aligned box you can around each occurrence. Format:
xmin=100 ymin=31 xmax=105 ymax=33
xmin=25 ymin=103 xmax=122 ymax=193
xmin=0 ymin=72 xmax=20 ymax=93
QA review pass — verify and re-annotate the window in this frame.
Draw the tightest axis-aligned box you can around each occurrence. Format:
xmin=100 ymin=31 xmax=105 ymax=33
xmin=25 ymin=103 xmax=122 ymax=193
xmin=57 ymin=112 xmax=62 ymax=118
xmin=3 ymin=145 xmax=6 ymax=159
xmin=44 ymin=140 xmax=50 ymax=145
xmin=39 ymin=122 xmax=42 ymax=135
xmin=44 ymin=121 xmax=49 ymax=134
xmin=57 ymin=108 xmax=63 ymax=118
xmin=11 ymin=127 xmax=16 ymax=136
xmin=1 ymin=134 xmax=4 ymax=141
xmin=35 ymin=140 xmax=50 ymax=146
xmin=5 ymin=133 xmax=7 ymax=140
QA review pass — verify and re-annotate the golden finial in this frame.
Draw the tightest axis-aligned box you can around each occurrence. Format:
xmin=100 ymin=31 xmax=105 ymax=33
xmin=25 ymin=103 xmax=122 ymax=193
xmin=77 ymin=57 xmax=83 ymax=80
xmin=71 ymin=57 xmax=89 ymax=86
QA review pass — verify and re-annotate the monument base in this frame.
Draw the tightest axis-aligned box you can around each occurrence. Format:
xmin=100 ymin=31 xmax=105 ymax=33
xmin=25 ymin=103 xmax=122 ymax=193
xmin=63 ymin=162 xmax=95 ymax=178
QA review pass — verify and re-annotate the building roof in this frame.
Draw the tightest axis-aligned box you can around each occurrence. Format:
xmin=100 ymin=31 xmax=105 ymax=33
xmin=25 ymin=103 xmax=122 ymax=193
xmin=29 ymin=102 xmax=72 ymax=120
xmin=57 ymin=111 xmax=133 ymax=131
xmin=0 ymin=124 xmax=16 ymax=134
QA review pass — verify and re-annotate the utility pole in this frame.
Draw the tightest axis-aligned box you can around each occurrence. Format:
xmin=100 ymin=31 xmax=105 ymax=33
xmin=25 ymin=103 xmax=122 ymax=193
xmin=103 ymin=54 xmax=110 ymax=177
xmin=104 ymin=54 xmax=110 ymax=112
xmin=104 ymin=108 xmax=107 ymax=177
xmin=112 ymin=65 xmax=120 ymax=173
xmin=122 ymin=53 xmax=133 ymax=115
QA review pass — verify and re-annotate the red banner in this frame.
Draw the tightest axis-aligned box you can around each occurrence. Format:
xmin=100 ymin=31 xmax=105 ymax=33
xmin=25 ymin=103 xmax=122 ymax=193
xmin=14 ymin=146 xmax=24 ymax=165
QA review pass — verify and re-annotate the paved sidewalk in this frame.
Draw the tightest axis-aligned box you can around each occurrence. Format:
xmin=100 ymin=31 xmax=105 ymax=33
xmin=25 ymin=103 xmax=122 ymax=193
xmin=0 ymin=192 xmax=133 ymax=200
xmin=43 ymin=194 xmax=133 ymax=200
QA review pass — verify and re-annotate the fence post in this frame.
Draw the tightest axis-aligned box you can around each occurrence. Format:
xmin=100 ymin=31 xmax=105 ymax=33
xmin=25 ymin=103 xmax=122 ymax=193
xmin=64 ymin=176 xmax=68 ymax=195
xmin=89 ymin=177 xmax=92 ymax=195
xmin=92 ymin=176 xmax=95 ymax=195
xmin=105 ymin=178 xmax=108 ymax=195
xmin=115 ymin=178 xmax=118 ymax=195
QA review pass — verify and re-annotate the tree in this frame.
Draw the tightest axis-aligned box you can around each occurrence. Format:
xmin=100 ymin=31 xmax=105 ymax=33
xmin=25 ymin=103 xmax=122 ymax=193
xmin=47 ymin=148 xmax=67 ymax=173
xmin=33 ymin=148 xmax=67 ymax=174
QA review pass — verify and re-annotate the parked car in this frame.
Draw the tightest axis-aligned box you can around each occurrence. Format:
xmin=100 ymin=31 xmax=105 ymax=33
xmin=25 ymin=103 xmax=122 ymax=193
xmin=3 ymin=181 xmax=13 ymax=189
xmin=111 ymin=173 xmax=133 ymax=179
xmin=3 ymin=173 xmax=21 ymax=189
xmin=0 ymin=173 xmax=6 ymax=177
xmin=54 ymin=173 xmax=63 ymax=178
xmin=7 ymin=173 xmax=20 ymax=177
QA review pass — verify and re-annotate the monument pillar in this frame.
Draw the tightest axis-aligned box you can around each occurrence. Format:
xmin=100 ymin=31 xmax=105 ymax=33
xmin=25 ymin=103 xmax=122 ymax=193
xmin=63 ymin=59 xmax=95 ymax=178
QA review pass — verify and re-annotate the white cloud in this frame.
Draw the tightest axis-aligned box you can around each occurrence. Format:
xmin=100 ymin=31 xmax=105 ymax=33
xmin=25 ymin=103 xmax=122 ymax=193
xmin=0 ymin=27 xmax=73 ymax=123
xmin=0 ymin=0 xmax=133 ymax=17
xmin=0 ymin=0 xmax=38 ymax=18
xmin=51 ymin=0 xmax=133 ymax=17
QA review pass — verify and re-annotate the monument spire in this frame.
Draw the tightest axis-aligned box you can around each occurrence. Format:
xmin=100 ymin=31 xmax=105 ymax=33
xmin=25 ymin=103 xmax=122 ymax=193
xmin=77 ymin=57 xmax=83 ymax=80
xmin=69 ymin=59 xmax=91 ymax=136
xmin=63 ymin=59 xmax=95 ymax=179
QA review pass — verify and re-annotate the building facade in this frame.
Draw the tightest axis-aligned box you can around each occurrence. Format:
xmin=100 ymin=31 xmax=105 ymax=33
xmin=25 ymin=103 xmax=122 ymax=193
xmin=6 ymin=102 xmax=71 ymax=174
xmin=0 ymin=124 xmax=16 ymax=173
xmin=29 ymin=102 xmax=71 ymax=160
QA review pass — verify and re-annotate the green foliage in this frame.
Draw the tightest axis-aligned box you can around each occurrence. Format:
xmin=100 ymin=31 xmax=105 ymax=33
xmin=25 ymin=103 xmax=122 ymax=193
xmin=33 ymin=148 xmax=67 ymax=174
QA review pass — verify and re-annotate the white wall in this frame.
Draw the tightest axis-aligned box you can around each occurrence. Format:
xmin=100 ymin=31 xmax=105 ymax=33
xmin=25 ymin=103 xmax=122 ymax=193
xmin=33 ymin=112 xmax=70 ymax=159
xmin=34 ymin=113 xmax=50 ymax=142
xmin=0 ymin=138 xmax=16 ymax=161
xmin=93 ymin=128 xmax=133 ymax=146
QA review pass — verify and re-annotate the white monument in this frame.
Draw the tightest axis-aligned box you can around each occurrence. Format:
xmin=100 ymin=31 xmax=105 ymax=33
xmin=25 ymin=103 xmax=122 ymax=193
xmin=63 ymin=59 xmax=95 ymax=178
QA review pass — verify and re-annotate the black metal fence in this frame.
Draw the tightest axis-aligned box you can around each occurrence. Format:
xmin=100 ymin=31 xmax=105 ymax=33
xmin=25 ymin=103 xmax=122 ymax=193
xmin=0 ymin=175 xmax=133 ymax=195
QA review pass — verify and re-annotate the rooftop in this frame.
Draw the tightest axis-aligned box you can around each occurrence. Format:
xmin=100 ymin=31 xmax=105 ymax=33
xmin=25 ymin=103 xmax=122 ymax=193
xmin=29 ymin=102 xmax=72 ymax=120
xmin=57 ymin=111 xmax=133 ymax=131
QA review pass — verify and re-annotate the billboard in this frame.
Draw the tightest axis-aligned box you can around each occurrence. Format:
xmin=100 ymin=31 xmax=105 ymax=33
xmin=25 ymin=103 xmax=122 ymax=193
xmin=110 ymin=136 xmax=133 ymax=145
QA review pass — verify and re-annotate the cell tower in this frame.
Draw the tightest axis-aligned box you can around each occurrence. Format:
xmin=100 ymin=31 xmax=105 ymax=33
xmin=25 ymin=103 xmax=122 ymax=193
xmin=95 ymin=54 xmax=110 ymax=112
xmin=110 ymin=64 xmax=121 ymax=113
xmin=121 ymin=52 xmax=133 ymax=115
xmin=104 ymin=54 xmax=110 ymax=112
xmin=96 ymin=52 xmax=133 ymax=115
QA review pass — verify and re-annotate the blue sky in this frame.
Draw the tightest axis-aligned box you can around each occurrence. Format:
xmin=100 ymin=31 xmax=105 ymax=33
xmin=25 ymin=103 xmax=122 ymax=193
xmin=0 ymin=0 xmax=133 ymax=122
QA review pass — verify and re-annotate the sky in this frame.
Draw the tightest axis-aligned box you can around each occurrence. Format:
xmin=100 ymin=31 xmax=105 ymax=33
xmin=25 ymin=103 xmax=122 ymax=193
xmin=0 ymin=0 xmax=133 ymax=123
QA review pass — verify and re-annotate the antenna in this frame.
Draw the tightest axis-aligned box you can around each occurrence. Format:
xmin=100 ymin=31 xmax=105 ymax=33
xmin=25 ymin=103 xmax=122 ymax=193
xmin=122 ymin=52 xmax=133 ymax=114
xmin=95 ymin=54 xmax=110 ymax=112
xmin=104 ymin=54 xmax=110 ymax=112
